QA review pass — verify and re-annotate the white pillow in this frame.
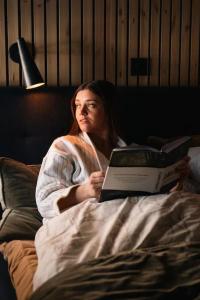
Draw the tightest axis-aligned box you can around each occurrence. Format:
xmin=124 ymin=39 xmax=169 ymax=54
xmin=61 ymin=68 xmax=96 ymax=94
xmin=188 ymin=147 xmax=200 ymax=182
xmin=183 ymin=147 xmax=200 ymax=193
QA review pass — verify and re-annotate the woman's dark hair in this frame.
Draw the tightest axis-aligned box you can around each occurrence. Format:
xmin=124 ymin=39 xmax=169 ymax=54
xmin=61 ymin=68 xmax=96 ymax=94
xmin=69 ymin=80 xmax=118 ymax=145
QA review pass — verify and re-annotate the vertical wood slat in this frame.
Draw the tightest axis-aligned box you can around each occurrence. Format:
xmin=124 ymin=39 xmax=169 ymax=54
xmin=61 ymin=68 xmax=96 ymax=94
xmin=180 ymin=0 xmax=191 ymax=86
xmin=20 ymin=0 xmax=32 ymax=42
xmin=159 ymin=0 xmax=171 ymax=86
xmin=33 ymin=0 xmax=45 ymax=85
xmin=139 ymin=0 xmax=149 ymax=86
xmin=128 ymin=0 xmax=139 ymax=86
xmin=7 ymin=0 xmax=19 ymax=86
xmin=170 ymin=0 xmax=181 ymax=86
xmin=105 ymin=0 xmax=116 ymax=85
xmin=94 ymin=0 xmax=104 ymax=80
xmin=117 ymin=0 xmax=127 ymax=86
xmin=46 ymin=0 xmax=57 ymax=85
xmin=59 ymin=0 xmax=70 ymax=86
xmin=189 ymin=0 xmax=200 ymax=86
xmin=71 ymin=0 xmax=81 ymax=85
xmin=0 ymin=0 xmax=6 ymax=85
xmin=149 ymin=0 xmax=160 ymax=86
xmin=83 ymin=0 xmax=93 ymax=82
xmin=20 ymin=0 xmax=32 ymax=87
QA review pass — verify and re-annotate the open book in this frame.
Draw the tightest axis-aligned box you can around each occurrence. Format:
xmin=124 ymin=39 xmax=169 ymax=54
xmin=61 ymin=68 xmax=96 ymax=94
xmin=99 ymin=136 xmax=191 ymax=202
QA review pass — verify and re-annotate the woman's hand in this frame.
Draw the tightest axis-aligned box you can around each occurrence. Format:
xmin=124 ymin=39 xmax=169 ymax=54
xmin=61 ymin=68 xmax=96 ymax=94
xmin=83 ymin=171 xmax=105 ymax=198
xmin=58 ymin=171 xmax=105 ymax=211
xmin=76 ymin=171 xmax=105 ymax=200
xmin=170 ymin=155 xmax=190 ymax=192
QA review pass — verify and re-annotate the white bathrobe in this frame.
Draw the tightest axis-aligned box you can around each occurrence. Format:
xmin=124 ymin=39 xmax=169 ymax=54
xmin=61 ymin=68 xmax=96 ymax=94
xmin=36 ymin=132 xmax=126 ymax=221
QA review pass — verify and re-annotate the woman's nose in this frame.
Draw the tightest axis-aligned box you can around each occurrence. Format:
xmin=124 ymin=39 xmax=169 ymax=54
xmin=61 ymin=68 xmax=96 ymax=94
xmin=80 ymin=105 xmax=87 ymax=115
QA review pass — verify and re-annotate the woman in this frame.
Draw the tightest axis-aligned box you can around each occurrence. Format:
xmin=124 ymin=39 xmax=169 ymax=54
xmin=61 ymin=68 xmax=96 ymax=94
xmin=33 ymin=80 xmax=190 ymax=290
xmin=36 ymin=80 xmax=126 ymax=222
xmin=36 ymin=80 xmax=189 ymax=222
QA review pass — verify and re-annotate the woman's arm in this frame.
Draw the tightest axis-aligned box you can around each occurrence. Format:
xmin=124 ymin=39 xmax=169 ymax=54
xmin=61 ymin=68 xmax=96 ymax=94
xmin=36 ymin=149 xmax=79 ymax=219
xmin=57 ymin=170 xmax=105 ymax=211
xmin=36 ymin=144 xmax=105 ymax=218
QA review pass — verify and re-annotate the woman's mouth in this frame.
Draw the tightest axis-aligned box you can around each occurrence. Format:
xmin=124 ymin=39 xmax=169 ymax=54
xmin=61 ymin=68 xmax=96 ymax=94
xmin=80 ymin=118 xmax=89 ymax=123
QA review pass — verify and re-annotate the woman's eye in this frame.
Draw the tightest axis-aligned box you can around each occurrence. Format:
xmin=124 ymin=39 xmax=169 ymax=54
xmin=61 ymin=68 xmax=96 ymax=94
xmin=87 ymin=103 xmax=96 ymax=109
xmin=75 ymin=102 xmax=97 ymax=111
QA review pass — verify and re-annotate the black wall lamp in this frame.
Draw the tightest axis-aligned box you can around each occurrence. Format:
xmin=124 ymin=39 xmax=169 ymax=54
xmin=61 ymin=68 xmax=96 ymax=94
xmin=9 ymin=37 xmax=45 ymax=90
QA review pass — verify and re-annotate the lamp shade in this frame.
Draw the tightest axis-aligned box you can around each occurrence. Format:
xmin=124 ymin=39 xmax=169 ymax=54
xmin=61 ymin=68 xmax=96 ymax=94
xmin=17 ymin=38 xmax=45 ymax=89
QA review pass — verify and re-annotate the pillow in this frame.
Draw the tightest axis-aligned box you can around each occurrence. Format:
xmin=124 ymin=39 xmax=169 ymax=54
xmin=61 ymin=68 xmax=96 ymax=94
xmin=0 ymin=157 xmax=42 ymax=241
xmin=188 ymin=147 xmax=200 ymax=183
xmin=0 ymin=240 xmax=37 ymax=300
xmin=0 ymin=208 xmax=42 ymax=241
xmin=0 ymin=157 xmax=40 ymax=210
xmin=183 ymin=147 xmax=200 ymax=193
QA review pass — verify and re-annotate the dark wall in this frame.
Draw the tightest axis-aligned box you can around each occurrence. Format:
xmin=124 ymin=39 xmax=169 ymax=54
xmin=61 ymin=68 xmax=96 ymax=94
xmin=0 ymin=86 xmax=200 ymax=164
xmin=115 ymin=87 xmax=200 ymax=144
xmin=0 ymin=87 xmax=75 ymax=164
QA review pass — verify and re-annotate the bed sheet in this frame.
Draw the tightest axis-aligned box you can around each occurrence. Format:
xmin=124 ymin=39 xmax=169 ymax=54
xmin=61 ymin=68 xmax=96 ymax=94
xmin=33 ymin=191 xmax=200 ymax=292
xmin=31 ymin=241 xmax=200 ymax=300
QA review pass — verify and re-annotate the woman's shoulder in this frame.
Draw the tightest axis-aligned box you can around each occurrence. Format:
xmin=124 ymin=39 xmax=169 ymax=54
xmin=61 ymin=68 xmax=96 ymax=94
xmin=62 ymin=134 xmax=83 ymax=144
xmin=52 ymin=134 xmax=80 ymax=145
xmin=40 ymin=136 xmax=77 ymax=167
xmin=51 ymin=134 xmax=76 ymax=148
xmin=50 ymin=134 xmax=85 ymax=155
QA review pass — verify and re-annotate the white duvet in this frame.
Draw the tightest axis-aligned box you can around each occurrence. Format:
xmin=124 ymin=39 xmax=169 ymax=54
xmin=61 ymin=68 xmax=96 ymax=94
xmin=33 ymin=191 xmax=200 ymax=291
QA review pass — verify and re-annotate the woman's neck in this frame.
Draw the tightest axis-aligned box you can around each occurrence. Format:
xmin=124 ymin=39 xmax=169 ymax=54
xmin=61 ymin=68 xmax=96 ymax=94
xmin=88 ymin=132 xmax=113 ymax=159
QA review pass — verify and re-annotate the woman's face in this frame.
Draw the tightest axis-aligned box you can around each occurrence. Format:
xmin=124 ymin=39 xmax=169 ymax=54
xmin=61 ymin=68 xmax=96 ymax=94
xmin=75 ymin=89 xmax=108 ymax=135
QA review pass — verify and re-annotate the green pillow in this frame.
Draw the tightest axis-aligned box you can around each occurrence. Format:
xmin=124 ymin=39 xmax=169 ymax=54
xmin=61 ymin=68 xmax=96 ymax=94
xmin=0 ymin=208 xmax=42 ymax=241
xmin=0 ymin=157 xmax=40 ymax=210
xmin=0 ymin=157 xmax=42 ymax=241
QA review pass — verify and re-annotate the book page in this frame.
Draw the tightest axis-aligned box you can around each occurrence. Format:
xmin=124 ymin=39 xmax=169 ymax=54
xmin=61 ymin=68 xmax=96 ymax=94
xmin=102 ymin=166 xmax=161 ymax=193
xmin=161 ymin=136 xmax=191 ymax=153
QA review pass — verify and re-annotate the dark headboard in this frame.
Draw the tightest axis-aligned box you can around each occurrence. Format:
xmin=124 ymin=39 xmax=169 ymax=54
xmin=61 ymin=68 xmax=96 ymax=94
xmin=0 ymin=86 xmax=199 ymax=164
xmin=0 ymin=87 xmax=75 ymax=164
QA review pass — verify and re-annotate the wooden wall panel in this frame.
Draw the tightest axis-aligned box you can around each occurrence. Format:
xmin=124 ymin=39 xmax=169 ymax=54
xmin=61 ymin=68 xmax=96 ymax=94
xmin=71 ymin=0 xmax=81 ymax=85
xmin=83 ymin=0 xmax=93 ymax=82
xmin=180 ymin=0 xmax=191 ymax=86
xmin=139 ymin=0 xmax=150 ymax=86
xmin=0 ymin=0 xmax=199 ymax=87
xmin=149 ymin=0 xmax=160 ymax=86
xmin=0 ymin=0 xmax=6 ymax=85
xmin=20 ymin=0 xmax=32 ymax=86
xmin=117 ymin=0 xmax=128 ymax=86
xmin=190 ymin=0 xmax=200 ymax=86
xmin=128 ymin=0 xmax=139 ymax=86
xmin=160 ymin=0 xmax=171 ymax=86
xmin=46 ymin=0 xmax=57 ymax=85
xmin=59 ymin=0 xmax=70 ymax=86
xmin=94 ymin=0 xmax=105 ymax=80
xmin=170 ymin=0 xmax=181 ymax=86
xmin=106 ymin=0 xmax=116 ymax=84
xmin=33 ymin=0 xmax=45 ymax=84
xmin=7 ymin=0 xmax=19 ymax=86
xmin=20 ymin=0 xmax=32 ymax=43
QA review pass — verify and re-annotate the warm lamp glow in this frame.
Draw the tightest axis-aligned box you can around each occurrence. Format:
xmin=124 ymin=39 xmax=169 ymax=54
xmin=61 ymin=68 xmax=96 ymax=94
xmin=26 ymin=82 xmax=45 ymax=90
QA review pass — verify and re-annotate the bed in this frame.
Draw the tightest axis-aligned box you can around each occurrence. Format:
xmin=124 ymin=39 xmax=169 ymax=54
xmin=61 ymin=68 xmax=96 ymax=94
xmin=1 ymin=86 xmax=200 ymax=300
